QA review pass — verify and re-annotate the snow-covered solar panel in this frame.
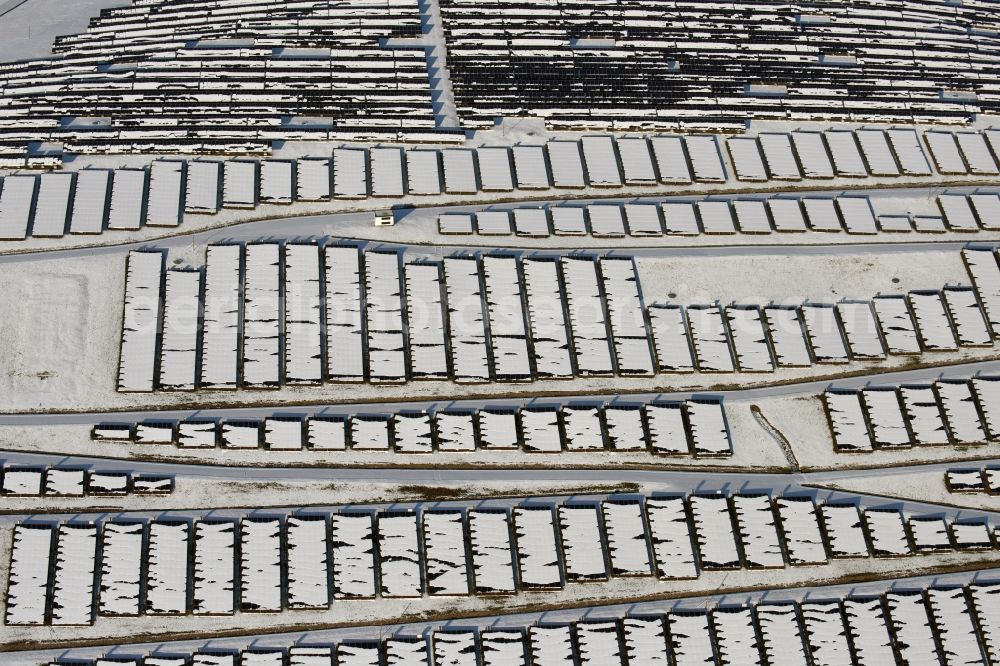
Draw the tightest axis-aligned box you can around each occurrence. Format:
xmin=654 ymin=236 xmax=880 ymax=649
xmin=434 ymin=632 xmax=478 ymax=666
xmin=407 ymin=150 xmax=443 ymax=195
xmin=561 ymin=405 xmax=604 ymax=451
xmin=441 ymin=148 xmax=478 ymax=194
xmin=758 ymin=133 xmax=801 ymax=180
xmin=757 ymin=604 xmax=810 ymax=666
xmin=159 ymin=270 xmax=201 ymax=390
xmin=512 ymin=145 xmax=551 ymax=189
xmin=522 ymin=257 xmax=573 ymax=377
xmin=964 ymin=248 xmax=1000 ymax=337
xmin=132 ymin=475 xmax=172 ymax=495
xmin=952 ymin=521 xmax=992 ymax=549
xmin=914 ymin=214 xmax=947 ymax=233
xmin=295 ymin=158 xmax=332 ymax=201
xmin=855 ymin=129 xmax=900 ymax=176
xmin=645 ymin=496 xmax=698 ymax=579
xmin=476 ymin=147 xmax=514 ymax=191
xmin=478 ymin=408 xmax=518 ymax=449
xmin=970 ymin=195 xmax=1000 ymax=231
xmin=440 ymin=213 xmax=473 ymax=235
xmin=550 ymin=207 xmax=585 ymax=235
xmin=118 ymin=250 xmax=163 ymax=392
xmin=474 ymin=210 xmax=510 ymax=235
xmin=621 ymin=617 xmax=669 ymax=666
xmin=955 ymin=133 xmax=998 ymax=175
xmin=600 ymin=257 xmax=654 ymax=375
xmin=99 ymin=522 xmax=143 ymax=616
xmin=802 ymin=304 xmax=849 ymax=363
xmin=469 ymin=510 xmax=516 ymax=594
xmin=864 ymin=509 xmax=911 ymax=556
xmin=775 ymin=497 xmax=827 ymax=565
xmin=423 ymin=511 xmax=469 ymax=596
xmin=944 ymin=287 xmax=992 ymax=346
xmin=581 ymin=135 xmax=623 ymax=187
xmin=887 ymin=591 xmax=942 ymax=665
xmin=970 ymin=584 xmax=1000 ymax=664
xmin=713 ymin=607 xmax=762 ymax=666
xmin=644 ymin=402 xmax=688 ymax=455
xmin=872 ymin=295 xmax=921 ymax=354
xmin=727 ymin=306 xmax=774 ymax=372
xmin=3 ymin=468 xmax=41 ymax=495
xmin=685 ymin=135 xmax=727 ymax=182
xmin=604 ymin=405 xmax=647 ymax=451
xmin=370 ymin=147 xmax=405 ymax=197
xmin=618 ymin=137 xmax=657 ymax=185
xmin=820 ymin=504 xmax=868 ymax=558
xmin=393 ymin=412 xmax=433 ymax=454
xmin=587 ymin=205 xmax=625 ymax=237
xmin=350 ymin=415 xmax=391 ymax=450
xmin=825 ymin=391 xmax=872 ymax=452
xmin=521 ymin=407 xmax=562 ymax=452
xmin=649 ymin=304 xmax=695 ymax=372
xmin=146 ymin=161 xmax=185 ymax=227
xmin=576 ymin=622 xmax=624 ymax=665
xmin=687 ymin=400 xmax=732 ymax=457
xmin=193 ymin=521 xmax=236 ymax=615
xmin=624 ymin=204 xmax=663 ymax=236
xmin=926 ymin=132 xmax=970 ymax=174
xmin=242 ymin=244 xmax=281 ymax=388
xmin=791 ymin=131 xmax=835 ymax=179
xmin=378 ymin=512 xmax=422 ymax=597
xmin=558 ymin=505 xmax=607 ymax=581
xmin=801 ymin=601 xmax=853 ymax=666
xmin=444 ymin=256 xmax=491 ymax=382
xmin=45 ymin=468 xmax=85 ymax=495
xmin=909 ymin=291 xmax=959 ymax=351
xmin=499 ymin=209 xmax=542 ymax=237
xmin=221 ymin=421 xmax=260 ymax=449
xmin=878 ymin=214 xmax=913 ymax=232
xmin=146 ymin=521 xmax=189 ymax=614
xmin=290 ymin=647 xmax=333 ymax=666
xmin=482 ymin=631 xmax=528 ymax=666
xmin=562 ymin=256 xmax=614 ymax=375
xmin=284 ymin=244 xmax=323 ymax=385
xmin=947 ymin=469 xmax=986 ymax=493
xmin=602 ymin=500 xmax=651 ymax=576
xmin=939 ymin=194 xmax=980 ymax=232
xmin=240 ymin=518 xmax=282 ymax=612
xmin=51 ymin=523 xmax=97 ymax=625
xmin=689 ymin=495 xmax=740 ymax=568
xmin=436 ymin=411 xmax=477 ymax=451
xmin=937 ymin=379 xmax=986 ymax=444
xmin=728 ymin=136 xmax=768 ymax=181
xmin=108 ymin=169 xmax=147 ymax=230
xmin=650 ymin=136 xmax=692 ymax=183
xmin=185 ymin=161 xmax=221 ymax=214
xmin=763 ymin=306 xmax=811 ymax=367
xmin=31 ymin=172 xmax=73 ymax=237
xmin=697 ymin=200 xmax=736 ymax=234
xmin=900 ymin=385 xmax=950 ymax=445
xmin=926 ymin=587 xmax=987 ymax=665
xmin=365 ymin=251 xmax=406 ymax=383
xmin=332 ymin=513 xmax=376 ymax=599
xmin=5 ymin=524 xmax=52 ymax=625
xmin=285 ymin=515 xmax=328 ymax=609
xmin=887 ymin=128 xmax=933 ymax=175
xmin=687 ymin=303 xmax=735 ymax=372
xmin=260 ymin=160 xmax=295 ymax=204
xmin=531 ymin=626 xmax=575 ymax=666
xmin=824 ymin=130 xmax=868 ymax=177
xmin=385 ymin=638 xmax=430 ymax=666
xmin=547 ymin=141 xmax=586 ymax=188
xmin=194 ymin=653 xmax=234 ymax=666
xmin=92 ymin=423 xmax=131 ymax=441
xmin=733 ymin=200 xmax=771 ymax=234
xmin=668 ymin=612 xmax=716 ymax=665
xmin=404 ymin=263 xmax=448 ymax=379
xmin=325 ymin=246 xmax=365 ymax=382
xmin=513 ymin=506 xmax=561 ymax=589
xmin=88 ymin=472 xmax=127 ymax=495
xmin=338 ymin=643 xmax=381 ymax=666
xmin=732 ymin=495 xmax=783 ymax=569
xmin=333 ymin=150 xmax=366 ymax=199
xmin=264 ymin=417 xmax=303 ymax=451
xmin=837 ymin=197 xmax=878 ymax=235
xmin=973 ymin=376 xmax=1000 ymax=439
xmin=177 ymin=421 xmax=218 ymax=449
xmin=482 ymin=255 xmax=531 ymax=381
xmin=844 ymin=599 xmax=896 ymax=664
xmin=69 ymin=169 xmax=111 ymax=234
xmin=802 ymin=198 xmax=842 ymax=232
xmin=223 ymin=160 xmax=258 ymax=209
xmin=861 ymin=388 xmax=910 ymax=448
xmin=201 ymin=245 xmax=243 ymax=389
xmin=660 ymin=201 xmax=700 ymax=235
xmin=837 ymin=301 xmax=884 ymax=359
xmin=767 ymin=198 xmax=807 ymax=233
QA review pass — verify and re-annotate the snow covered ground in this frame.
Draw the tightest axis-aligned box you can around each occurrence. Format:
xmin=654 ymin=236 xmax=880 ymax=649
xmin=0 ymin=0 xmax=132 ymax=62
